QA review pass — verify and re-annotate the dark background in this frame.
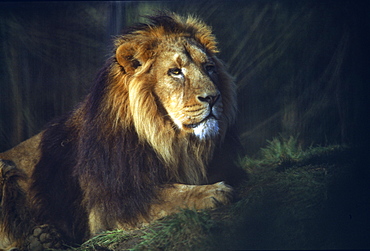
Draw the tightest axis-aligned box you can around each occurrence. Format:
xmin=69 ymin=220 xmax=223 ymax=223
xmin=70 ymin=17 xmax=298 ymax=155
xmin=1 ymin=0 xmax=369 ymax=155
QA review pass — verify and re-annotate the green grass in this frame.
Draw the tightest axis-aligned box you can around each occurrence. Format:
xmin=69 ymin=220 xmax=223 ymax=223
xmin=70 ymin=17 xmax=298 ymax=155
xmin=132 ymin=209 xmax=215 ymax=251
xmin=240 ymin=135 xmax=346 ymax=169
xmin=76 ymin=209 xmax=215 ymax=251
xmin=76 ymin=229 xmax=135 ymax=250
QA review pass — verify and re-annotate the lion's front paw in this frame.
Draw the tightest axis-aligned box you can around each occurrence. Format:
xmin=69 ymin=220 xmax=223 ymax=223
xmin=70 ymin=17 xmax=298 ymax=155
xmin=26 ymin=225 xmax=63 ymax=251
xmin=149 ymin=182 xmax=233 ymax=223
xmin=192 ymin=181 xmax=233 ymax=209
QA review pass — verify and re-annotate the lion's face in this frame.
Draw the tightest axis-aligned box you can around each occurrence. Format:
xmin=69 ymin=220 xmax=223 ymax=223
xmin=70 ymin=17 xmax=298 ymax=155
xmin=113 ymin=14 xmax=236 ymax=147
xmin=152 ymin=38 xmax=222 ymax=139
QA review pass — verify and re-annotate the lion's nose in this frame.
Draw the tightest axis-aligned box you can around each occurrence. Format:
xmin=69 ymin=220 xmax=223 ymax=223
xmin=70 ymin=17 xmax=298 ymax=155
xmin=197 ymin=92 xmax=220 ymax=106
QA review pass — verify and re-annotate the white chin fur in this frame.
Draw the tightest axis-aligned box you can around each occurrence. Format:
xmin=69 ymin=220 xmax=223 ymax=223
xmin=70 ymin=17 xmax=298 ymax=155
xmin=192 ymin=118 xmax=219 ymax=139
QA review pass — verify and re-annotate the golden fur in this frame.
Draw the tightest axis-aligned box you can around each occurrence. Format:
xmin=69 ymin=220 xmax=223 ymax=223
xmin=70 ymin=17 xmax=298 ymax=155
xmin=0 ymin=13 xmax=245 ymax=249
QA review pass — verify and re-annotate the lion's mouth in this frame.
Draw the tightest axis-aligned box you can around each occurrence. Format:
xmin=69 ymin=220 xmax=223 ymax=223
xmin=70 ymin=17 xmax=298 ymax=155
xmin=184 ymin=123 xmax=199 ymax=129
xmin=183 ymin=114 xmax=216 ymax=129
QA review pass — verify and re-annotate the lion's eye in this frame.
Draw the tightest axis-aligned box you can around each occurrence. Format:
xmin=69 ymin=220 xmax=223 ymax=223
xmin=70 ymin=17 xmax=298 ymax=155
xmin=205 ymin=64 xmax=215 ymax=74
xmin=168 ymin=68 xmax=182 ymax=76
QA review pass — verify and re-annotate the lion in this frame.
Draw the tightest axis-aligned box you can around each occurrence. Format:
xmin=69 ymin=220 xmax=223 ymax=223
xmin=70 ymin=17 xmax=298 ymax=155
xmin=0 ymin=13 xmax=247 ymax=249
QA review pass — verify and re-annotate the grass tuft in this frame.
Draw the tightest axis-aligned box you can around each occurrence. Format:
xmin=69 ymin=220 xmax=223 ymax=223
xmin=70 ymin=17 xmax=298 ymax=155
xmin=240 ymin=135 xmax=346 ymax=170
xmin=76 ymin=209 xmax=215 ymax=251
xmin=132 ymin=209 xmax=215 ymax=251
xmin=76 ymin=229 xmax=135 ymax=251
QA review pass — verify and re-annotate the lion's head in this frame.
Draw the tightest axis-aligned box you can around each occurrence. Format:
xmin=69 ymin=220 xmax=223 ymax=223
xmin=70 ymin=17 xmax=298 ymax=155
xmin=95 ymin=13 xmax=237 ymax=184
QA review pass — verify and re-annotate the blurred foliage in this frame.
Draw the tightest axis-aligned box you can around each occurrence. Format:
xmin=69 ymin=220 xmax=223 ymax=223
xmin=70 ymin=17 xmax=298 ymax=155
xmin=1 ymin=1 xmax=369 ymax=154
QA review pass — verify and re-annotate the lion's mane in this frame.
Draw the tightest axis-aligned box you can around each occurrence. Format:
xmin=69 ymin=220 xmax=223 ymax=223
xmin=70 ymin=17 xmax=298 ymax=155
xmin=4 ymin=13 xmax=241 ymax=244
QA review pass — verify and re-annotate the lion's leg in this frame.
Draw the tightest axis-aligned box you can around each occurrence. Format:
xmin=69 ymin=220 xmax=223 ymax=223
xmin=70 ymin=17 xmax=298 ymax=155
xmin=88 ymin=207 xmax=112 ymax=236
xmin=149 ymin=182 xmax=233 ymax=222
xmin=88 ymin=182 xmax=232 ymax=236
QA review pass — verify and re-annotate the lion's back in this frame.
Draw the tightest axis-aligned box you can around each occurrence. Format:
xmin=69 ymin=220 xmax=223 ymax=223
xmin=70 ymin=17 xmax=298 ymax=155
xmin=0 ymin=133 xmax=42 ymax=181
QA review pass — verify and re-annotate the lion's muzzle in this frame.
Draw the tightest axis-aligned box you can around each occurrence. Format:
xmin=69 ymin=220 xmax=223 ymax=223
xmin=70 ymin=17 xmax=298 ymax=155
xmin=197 ymin=92 xmax=220 ymax=107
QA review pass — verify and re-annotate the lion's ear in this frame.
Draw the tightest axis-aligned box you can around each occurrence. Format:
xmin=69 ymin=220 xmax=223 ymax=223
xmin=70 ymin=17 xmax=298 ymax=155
xmin=115 ymin=43 xmax=143 ymax=74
